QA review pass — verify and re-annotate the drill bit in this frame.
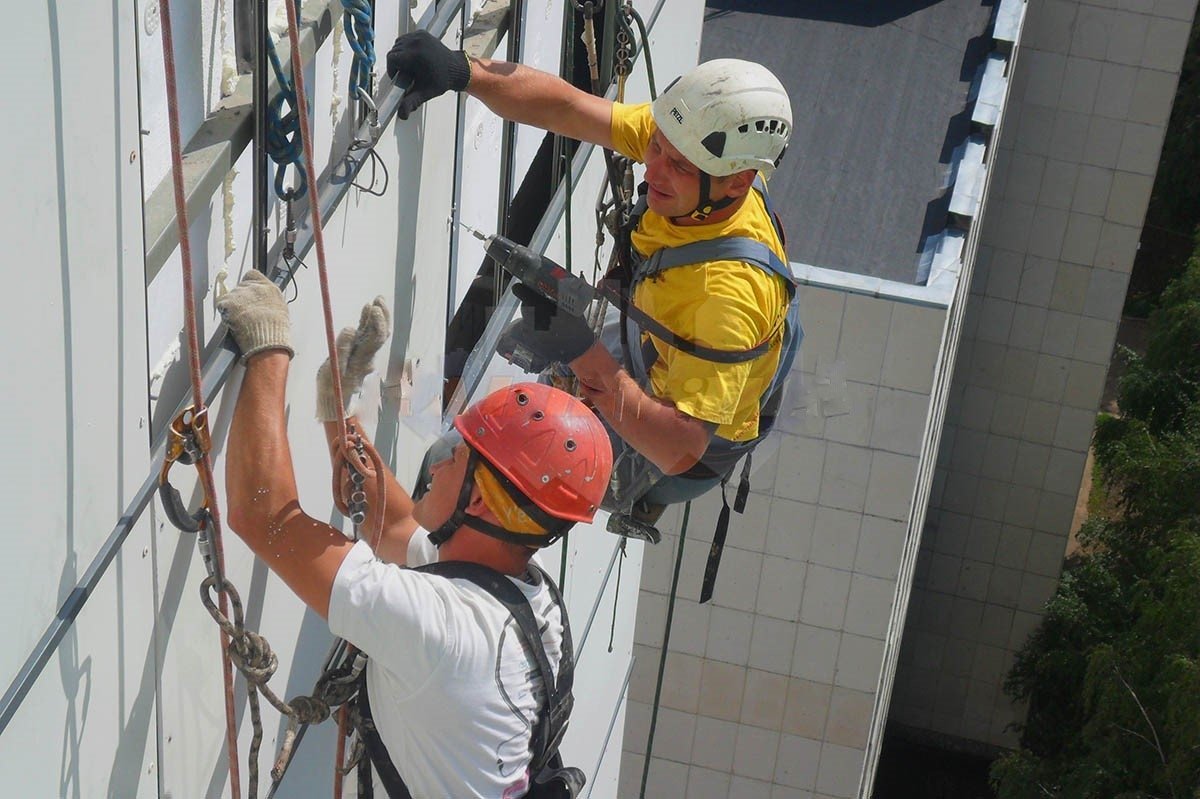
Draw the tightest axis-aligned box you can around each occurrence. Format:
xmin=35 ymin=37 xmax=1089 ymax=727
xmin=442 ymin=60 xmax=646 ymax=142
xmin=458 ymin=221 xmax=487 ymax=242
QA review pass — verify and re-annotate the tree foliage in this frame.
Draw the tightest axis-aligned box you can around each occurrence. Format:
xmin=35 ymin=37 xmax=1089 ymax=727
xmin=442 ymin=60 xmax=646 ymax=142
xmin=1126 ymin=19 xmax=1199 ymax=316
xmin=990 ymin=255 xmax=1200 ymax=799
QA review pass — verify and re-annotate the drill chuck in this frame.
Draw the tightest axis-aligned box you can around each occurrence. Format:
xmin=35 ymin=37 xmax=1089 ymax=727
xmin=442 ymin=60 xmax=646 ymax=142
xmin=482 ymin=234 xmax=594 ymax=317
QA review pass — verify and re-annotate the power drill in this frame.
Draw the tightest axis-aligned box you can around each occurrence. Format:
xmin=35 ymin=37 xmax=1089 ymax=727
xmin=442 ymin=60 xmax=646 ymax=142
xmin=462 ymin=224 xmax=595 ymax=317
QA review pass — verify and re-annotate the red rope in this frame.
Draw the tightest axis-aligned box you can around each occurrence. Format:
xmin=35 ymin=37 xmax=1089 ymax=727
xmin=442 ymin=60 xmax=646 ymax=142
xmin=281 ymin=1 xmax=350 ymax=447
xmin=155 ymin=0 xmax=241 ymax=795
xmin=334 ymin=703 xmax=350 ymax=799
xmin=279 ymin=10 xmax=382 ymax=798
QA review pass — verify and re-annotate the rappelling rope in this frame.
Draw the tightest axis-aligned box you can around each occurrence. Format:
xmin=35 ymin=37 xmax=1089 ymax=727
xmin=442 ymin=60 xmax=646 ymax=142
xmin=159 ymin=1 xmax=387 ymax=795
xmin=340 ymin=0 xmax=376 ymax=115
xmin=264 ymin=19 xmax=306 ymax=201
xmin=199 ymin=579 xmax=367 ymax=786
xmin=279 ymin=5 xmax=388 ymax=797
xmin=638 ymin=500 xmax=690 ymax=799
xmin=154 ymin=0 xmax=243 ymax=795
xmin=278 ymin=0 xmax=385 ymax=548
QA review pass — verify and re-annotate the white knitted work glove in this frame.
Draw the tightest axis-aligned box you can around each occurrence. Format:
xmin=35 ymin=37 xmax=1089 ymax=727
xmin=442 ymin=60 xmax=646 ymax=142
xmin=215 ymin=271 xmax=294 ymax=362
xmin=315 ymin=297 xmax=391 ymax=422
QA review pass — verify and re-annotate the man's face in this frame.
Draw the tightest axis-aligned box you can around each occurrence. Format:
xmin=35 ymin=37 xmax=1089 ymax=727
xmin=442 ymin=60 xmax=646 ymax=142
xmin=643 ymin=130 xmax=705 ymax=219
xmin=412 ymin=436 xmax=471 ymax=531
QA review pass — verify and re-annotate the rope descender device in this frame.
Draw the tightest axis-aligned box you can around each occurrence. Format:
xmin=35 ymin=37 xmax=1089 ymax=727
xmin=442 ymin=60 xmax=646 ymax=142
xmin=158 ymin=405 xmax=214 ymax=535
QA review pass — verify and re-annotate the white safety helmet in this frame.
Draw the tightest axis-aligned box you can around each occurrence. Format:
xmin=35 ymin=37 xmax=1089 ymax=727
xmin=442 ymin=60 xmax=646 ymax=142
xmin=652 ymin=58 xmax=792 ymax=179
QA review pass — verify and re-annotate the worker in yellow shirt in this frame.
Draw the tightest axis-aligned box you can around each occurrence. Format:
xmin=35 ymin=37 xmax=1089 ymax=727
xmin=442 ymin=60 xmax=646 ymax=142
xmin=387 ymin=32 xmax=802 ymax=535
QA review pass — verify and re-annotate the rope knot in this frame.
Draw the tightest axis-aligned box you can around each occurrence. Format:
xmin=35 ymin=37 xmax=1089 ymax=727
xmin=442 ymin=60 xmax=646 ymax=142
xmin=289 ymin=695 xmax=332 ymax=725
xmin=228 ymin=629 xmax=278 ymax=683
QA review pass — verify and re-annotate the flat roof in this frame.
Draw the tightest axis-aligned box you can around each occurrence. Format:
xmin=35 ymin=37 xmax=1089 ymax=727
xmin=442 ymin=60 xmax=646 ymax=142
xmin=701 ymin=0 xmax=997 ymax=284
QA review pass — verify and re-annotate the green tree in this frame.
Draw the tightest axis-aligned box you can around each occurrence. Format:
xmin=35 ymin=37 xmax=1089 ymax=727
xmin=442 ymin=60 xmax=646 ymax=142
xmin=1126 ymin=19 xmax=1199 ymax=316
xmin=990 ymin=255 xmax=1200 ymax=799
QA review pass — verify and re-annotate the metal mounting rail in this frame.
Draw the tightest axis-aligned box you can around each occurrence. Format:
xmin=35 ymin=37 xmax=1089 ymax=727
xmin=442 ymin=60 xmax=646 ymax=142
xmin=584 ymin=657 xmax=635 ymax=799
xmin=575 ymin=539 xmax=625 ymax=661
xmin=0 ymin=336 xmax=240 ymax=735
xmin=0 ymin=0 xmax=465 ymax=738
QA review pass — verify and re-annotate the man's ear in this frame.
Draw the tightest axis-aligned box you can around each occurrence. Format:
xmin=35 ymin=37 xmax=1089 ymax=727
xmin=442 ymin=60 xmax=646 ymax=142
xmin=719 ymin=169 xmax=757 ymax=199
xmin=465 ymin=484 xmax=490 ymax=517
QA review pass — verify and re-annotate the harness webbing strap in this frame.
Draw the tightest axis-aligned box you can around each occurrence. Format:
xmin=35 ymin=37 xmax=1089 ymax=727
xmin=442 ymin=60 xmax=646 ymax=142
xmin=356 ymin=562 xmax=575 ymax=797
xmin=619 ymin=178 xmax=803 ymax=603
xmin=595 ymin=281 xmax=771 ymax=364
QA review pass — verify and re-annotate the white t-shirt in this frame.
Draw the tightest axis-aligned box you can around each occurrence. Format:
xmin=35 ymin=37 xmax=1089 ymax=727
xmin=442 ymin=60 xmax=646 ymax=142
xmin=328 ymin=530 xmax=564 ymax=799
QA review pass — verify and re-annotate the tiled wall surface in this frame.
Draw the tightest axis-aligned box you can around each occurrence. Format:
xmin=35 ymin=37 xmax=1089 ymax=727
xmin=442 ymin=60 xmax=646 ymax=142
xmin=614 ymin=1 xmax=1196 ymax=794
xmin=619 ymin=287 xmax=946 ymax=799
xmin=889 ymin=0 xmax=1197 ymax=749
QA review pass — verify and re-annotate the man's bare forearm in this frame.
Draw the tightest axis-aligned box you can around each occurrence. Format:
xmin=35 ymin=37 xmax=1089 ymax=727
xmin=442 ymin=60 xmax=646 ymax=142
xmin=225 ymin=352 xmax=355 ymax=618
xmin=466 ymin=58 xmax=614 ymax=149
xmin=571 ymin=345 xmax=711 ymax=474
xmin=323 ymin=418 xmax=419 ymax=565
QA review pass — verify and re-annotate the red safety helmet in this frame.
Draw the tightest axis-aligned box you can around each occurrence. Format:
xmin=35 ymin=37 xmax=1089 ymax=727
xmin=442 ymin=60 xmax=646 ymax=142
xmin=455 ymin=382 xmax=613 ymax=524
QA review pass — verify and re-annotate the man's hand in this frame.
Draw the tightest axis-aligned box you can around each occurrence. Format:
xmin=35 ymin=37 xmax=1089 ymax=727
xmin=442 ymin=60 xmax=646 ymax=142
xmin=216 ymin=271 xmax=293 ymax=362
xmin=496 ymin=284 xmax=598 ymax=373
xmin=316 ymin=297 xmax=391 ymax=422
xmin=386 ymin=30 xmax=472 ymax=120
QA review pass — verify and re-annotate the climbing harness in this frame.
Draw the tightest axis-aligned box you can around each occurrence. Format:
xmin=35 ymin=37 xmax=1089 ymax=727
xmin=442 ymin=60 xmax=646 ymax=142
xmin=352 ymin=561 xmax=585 ymax=799
xmin=606 ymin=177 xmax=803 ymax=601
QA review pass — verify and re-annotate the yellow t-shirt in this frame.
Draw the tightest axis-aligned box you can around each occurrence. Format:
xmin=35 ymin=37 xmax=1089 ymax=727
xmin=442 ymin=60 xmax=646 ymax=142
xmin=609 ymin=102 xmax=791 ymax=443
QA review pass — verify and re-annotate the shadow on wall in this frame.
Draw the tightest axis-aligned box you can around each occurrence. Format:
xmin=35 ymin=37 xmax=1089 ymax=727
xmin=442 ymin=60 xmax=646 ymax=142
xmin=705 ymin=0 xmax=947 ymax=26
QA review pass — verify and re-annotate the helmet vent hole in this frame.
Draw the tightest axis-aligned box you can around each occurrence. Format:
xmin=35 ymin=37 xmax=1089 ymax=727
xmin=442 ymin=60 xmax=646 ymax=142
xmin=701 ymin=131 xmax=726 ymax=157
xmin=532 ymin=410 xmax=545 ymax=421
xmin=564 ymin=439 xmax=577 ymax=452
xmin=756 ymin=120 xmax=766 ymax=132
xmin=738 ymin=123 xmax=749 ymax=133
xmin=541 ymin=475 xmax=550 ymax=483
xmin=516 ymin=392 xmax=529 ymax=405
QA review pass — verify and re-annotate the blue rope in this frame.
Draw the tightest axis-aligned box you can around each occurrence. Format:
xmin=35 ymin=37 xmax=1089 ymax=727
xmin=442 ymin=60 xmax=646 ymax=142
xmin=340 ymin=0 xmax=375 ymax=107
xmin=264 ymin=30 xmax=306 ymax=200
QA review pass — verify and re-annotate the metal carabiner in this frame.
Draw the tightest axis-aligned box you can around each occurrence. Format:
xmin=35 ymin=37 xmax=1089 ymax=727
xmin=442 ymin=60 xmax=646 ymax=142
xmin=353 ymin=84 xmax=380 ymax=143
xmin=158 ymin=406 xmax=214 ymax=534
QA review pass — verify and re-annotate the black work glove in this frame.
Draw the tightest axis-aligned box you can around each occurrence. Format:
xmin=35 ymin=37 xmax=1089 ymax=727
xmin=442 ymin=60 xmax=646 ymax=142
xmin=386 ymin=30 xmax=472 ymax=120
xmin=496 ymin=284 xmax=598 ymax=373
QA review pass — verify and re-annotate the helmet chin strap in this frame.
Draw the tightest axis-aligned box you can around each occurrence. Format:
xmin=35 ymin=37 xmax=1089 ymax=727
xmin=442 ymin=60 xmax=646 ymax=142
xmin=426 ymin=450 xmax=571 ymax=549
xmin=672 ymin=172 xmax=737 ymax=223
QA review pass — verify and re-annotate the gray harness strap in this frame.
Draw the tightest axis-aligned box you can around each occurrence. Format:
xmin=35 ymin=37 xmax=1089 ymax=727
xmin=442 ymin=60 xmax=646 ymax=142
xmin=617 ymin=178 xmax=803 ymax=477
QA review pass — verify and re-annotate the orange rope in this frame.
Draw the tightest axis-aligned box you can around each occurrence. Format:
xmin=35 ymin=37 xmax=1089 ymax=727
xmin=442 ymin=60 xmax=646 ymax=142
xmin=334 ymin=703 xmax=350 ymax=799
xmin=281 ymin=2 xmax=349 ymax=446
xmin=279 ymin=9 xmax=386 ymax=798
xmin=155 ymin=0 xmax=241 ymax=795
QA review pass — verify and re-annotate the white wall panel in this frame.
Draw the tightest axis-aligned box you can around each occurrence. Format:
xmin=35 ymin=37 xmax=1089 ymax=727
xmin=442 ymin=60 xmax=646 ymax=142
xmin=1 ymin=0 xmax=692 ymax=793
xmin=0 ymin=0 xmax=153 ymax=793
xmin=147 ymin=8 xmax=464 ymax=797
